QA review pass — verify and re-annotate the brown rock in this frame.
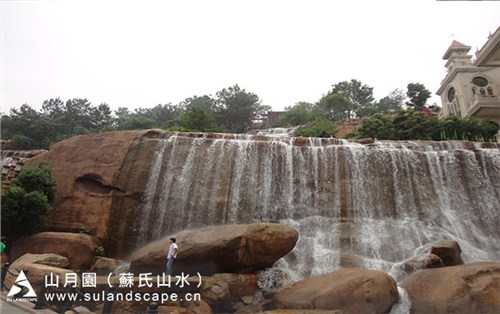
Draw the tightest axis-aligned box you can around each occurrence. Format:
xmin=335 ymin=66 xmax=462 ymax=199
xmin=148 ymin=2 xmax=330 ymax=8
xmin=273 ymin=268 xmax=398 ymax=314
xmin=397 ymin=240 xmax=464 ymax=279
xmin=355 ymin=138 xmax=375 ymax=144
xmin=264 ymin=310 xmax=344 ymax=314
xmin=11 ymin=232 xmax=102 ymax=270
xmin=158 ymin=306 xmax=189 ymax=314
xmin=210 ymin=273 xmax=259 ymax=298
xmin=200 ymin=277 xmax=230 ymax=304
xmin=10 ymin=253 xmax=69 ymax=269
xmin=4 ymin=263 xmax=77 ymax=294
xmin=186 ymin=299 xmax=213 ymax=314
xmin=235 ymin=300 xmax=272 ymax=314
xmin=199 ymin=273 xmax=259 ymax=305
xmin=90 ymin=256 xmax=125 ymax=275
xmin=401 ymin=253 xmax=443 ymax=274
xmin=294 ymin=137 xmax=308 ymax=147
xmin=400 ymin=262 xmax=500 ymax=314
xmin=430 ymin=240 xmax=464 ymax=266
xmin=129 ymin=223 xmax=298 ymax=275
xmin=26 ymin=131 xmax=142 ymax=244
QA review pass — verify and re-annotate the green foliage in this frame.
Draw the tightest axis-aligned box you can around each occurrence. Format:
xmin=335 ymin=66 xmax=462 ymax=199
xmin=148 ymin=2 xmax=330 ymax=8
xmin=278 ymin=102 xmax=321 ymax=126
xmin=440 ymin=116 xmax=499 ymax=141
xmin=357 ymin=89 xmax=405 ymax=118
xmin=356 ymin=109 xmax=499 ymax=141
xmin=214 ymin=84 xmax=270 ymax=133
xmin=406 ymin=83 xmax=431 ymax=110
xmin=14 ymin=162 xmax=58 ymax=203
xmin=294 ymin=118 xmax=338 ymax=137
xmin=118 ymin=116 xmax=156 ymax=130
xmin=1 ymin=85 xmax=270 ymax=147
xmin=79 ymin=226 xmax=91 ymax=234
xmin=94 ymin=246 xmax=105 ymax=256
xmin=173 ymin=107 xmax=219 ymax=132
xmin=331 ymin=79 xmax=375 ymax=119
xmin=318 ymin=93 xmax=351 ymax=120
xmin=133 ymin=104 xmax=183 ymax=129
xmin=8 ymin=134 xmax=35 ymax=150
xmin=355 ymin=113 xmax=396 ymax=139
xmin=1 ymin=162 xmax=58 ymax=242
xmin=316 ymin=79 xmax=375 ymax=120
xmin=393 ymin=110 xmax=441 ymax=140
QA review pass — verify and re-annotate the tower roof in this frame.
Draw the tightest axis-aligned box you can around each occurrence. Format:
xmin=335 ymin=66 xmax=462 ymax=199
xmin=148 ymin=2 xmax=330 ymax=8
xmin=450 ymin=40 xmax=468 ymax=47
xmin=443 ymin=40 xmax=471 ymax=60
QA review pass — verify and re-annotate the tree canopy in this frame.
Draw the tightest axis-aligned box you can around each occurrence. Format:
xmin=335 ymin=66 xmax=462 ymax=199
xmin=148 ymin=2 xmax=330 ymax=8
xmin=278 ymin=102 xmax=321 ymax=126
xmin=406 ymin=83 xmax=431 ymax=110
xmin=356 ymin=109 xmax=498 ymax=141
xmin=214 ymin=84 xmax=270 ymax=133
xmin=1 ymin=162 xmax=58 ymax=242
xmin=1 ymin=84 xmax=269 ymax=148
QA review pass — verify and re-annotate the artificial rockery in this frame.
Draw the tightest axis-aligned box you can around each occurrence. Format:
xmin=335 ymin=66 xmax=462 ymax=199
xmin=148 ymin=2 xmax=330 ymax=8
xmin=1 ymin=129 xmax=499 ymax=313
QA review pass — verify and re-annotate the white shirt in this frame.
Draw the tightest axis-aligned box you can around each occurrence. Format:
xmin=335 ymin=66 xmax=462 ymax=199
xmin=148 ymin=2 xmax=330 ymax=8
xmin=168 ymin=243 xmax=178 ymax=258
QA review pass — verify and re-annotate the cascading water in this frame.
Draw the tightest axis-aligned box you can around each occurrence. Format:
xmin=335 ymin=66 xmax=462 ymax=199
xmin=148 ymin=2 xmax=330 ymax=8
xmin=135 ymin=133 xmax=500 ymax=285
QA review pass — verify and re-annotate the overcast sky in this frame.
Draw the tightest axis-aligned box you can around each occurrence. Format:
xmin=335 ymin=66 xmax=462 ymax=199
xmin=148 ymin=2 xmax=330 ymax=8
xmin=1 ymin=0 xmax=499 ymax=115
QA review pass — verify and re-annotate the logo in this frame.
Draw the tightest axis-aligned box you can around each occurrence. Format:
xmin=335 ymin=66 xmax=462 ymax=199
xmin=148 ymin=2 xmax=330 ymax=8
xmin=7 ymin=270 xmax=37 ymax=301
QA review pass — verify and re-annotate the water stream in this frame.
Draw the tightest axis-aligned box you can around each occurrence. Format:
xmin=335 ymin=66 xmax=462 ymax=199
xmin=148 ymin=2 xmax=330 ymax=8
xmin=134 ymin=133 xmax=500 ymax=285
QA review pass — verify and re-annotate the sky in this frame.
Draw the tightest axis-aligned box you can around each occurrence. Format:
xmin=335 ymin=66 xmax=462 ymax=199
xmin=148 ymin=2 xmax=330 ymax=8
xmin=1 ymin=0 xmax=499 ymax=115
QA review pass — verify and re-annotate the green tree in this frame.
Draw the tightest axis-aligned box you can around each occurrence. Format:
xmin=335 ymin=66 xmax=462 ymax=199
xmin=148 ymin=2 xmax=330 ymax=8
xmin=90 ymin=103 xmax=115 ymax=131
xmin=180 ymin=95 xmax=217 ymax=114
xmin=393 ymin=109 xmax=441 ymax=140
xmin=294 ymin=118 xmax=338 ymax=137
xmin=2 ymin=104 xmax=42 ymax=142
xmin=8 ymin=134 xmax=34 ymax=150
xmin=406 ymin=83 xmax=431 ymax=110
xmin=1 ymin=162 xmax=57 ymax=242
xmin=63 ymin=98 xmax=96 ymax=134
xmin=355 ymin=113 xmax=396 ymax=139
xmin=329 ymin=79 xmax=374 ymax=118
xmin=118 ymin=115 xmax=156 ymax=130
xmin=357 ymin=89 xmax=406 ymax=117
xmin=173 ymin=106 xmax=219 ymax=132
xmin=318 ymin=93 xmax=351 ymax=120
xmin=278 ymin=102 xmax=321 ymax=126
xmin=441 ymin=116 xmax=499 ymax=141
xmin=134 ymin=104 xmax=183 ymax=129
xmin=214 ymin=85 xmax=270 ymax=133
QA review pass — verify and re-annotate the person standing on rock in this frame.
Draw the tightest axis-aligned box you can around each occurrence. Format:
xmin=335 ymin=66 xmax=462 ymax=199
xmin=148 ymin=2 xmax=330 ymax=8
xmin=166 ymin=238 xmax=178 ymax=276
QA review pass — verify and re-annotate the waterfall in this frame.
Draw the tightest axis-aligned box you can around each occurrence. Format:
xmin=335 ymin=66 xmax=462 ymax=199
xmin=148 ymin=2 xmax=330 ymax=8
xmin=135 ymin=133 xmax=500 ymax=282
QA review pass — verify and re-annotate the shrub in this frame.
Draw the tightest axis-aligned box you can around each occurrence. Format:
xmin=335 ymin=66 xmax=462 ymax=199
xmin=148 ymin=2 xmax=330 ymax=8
xmin=1 ymin=162 xmax=57 ymax=242
xmin=294 ymin=118 xmax=338 ymax=137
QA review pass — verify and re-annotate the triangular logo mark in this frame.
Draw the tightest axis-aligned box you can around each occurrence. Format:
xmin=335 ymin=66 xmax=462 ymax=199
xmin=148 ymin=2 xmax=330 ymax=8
xmin=7 ymin=270 xmax=37 ymax=298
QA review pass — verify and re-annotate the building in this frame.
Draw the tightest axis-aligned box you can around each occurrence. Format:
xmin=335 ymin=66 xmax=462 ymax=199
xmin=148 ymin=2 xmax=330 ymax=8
xmin=436 ymin=27 xmax=500 ymax=140
xmin=263 ymin=111 xmax=286 ymax=127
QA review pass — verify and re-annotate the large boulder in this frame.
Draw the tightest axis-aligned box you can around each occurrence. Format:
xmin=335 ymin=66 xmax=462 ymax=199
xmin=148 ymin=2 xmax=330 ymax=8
xmin=201 ymin=273 xmax=259 ymax=305
xmin=4 ymin=262 xmax=77 ymax=294
xmin=130 ymin=223 xmax=298 ymax=275
xmin=397 ymin=240 xmax=464 ymax=278
xmin=429 ymin=240 xmax=463 ymax=266
xmin=273 ymin=268 xmax=398 ymax=313
xmin=400 ymin=262 xmax=500 ymax=313
xmin=10 ymin=253 xmax=69 ymax=269
xmin=11 ymin=232 xmax=102 ymax=270
xmin=90 ymin=256 xmax=126 ymax=275
xmin=25 ymin=130 xmax=148 ymax=257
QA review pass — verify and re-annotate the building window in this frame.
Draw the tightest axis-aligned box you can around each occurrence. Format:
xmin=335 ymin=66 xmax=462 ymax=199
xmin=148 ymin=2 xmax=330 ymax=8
xmin=447 ymin=87 xmax=456 ymax=102
xmin=472 ymin=76 xmax=489 ymax=87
